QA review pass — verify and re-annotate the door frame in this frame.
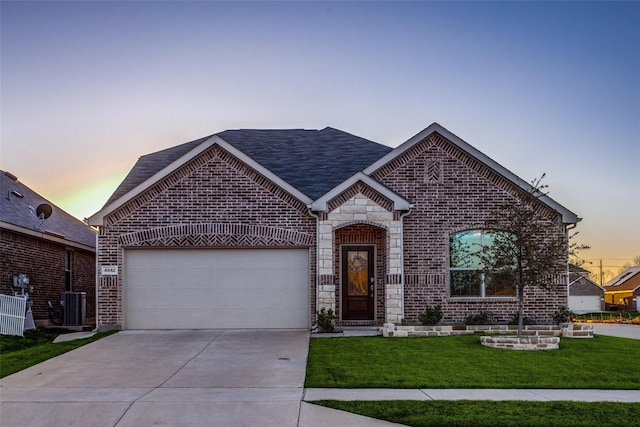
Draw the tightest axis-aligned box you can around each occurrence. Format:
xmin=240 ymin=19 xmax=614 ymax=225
xmin=340 ymin=244 xmax=376 ymax=321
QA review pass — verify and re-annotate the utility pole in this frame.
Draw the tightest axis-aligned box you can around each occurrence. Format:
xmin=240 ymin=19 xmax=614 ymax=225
xmin=599 ymin=259 xmax=604 ymax=286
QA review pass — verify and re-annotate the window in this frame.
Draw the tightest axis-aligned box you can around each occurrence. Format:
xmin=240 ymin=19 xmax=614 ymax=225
xmin=449 ymin=230 xmax=516 ymax=298
xmin=65 ymin=251 xmax=73 ymax=292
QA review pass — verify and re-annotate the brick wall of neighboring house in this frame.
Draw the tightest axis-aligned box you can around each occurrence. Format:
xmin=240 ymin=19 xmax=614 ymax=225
xmin=570 ymin=278 xmax=604 ymax=296
xmin=372 ymin=132 xmax=569 ymax=324
xmin=96 ymin=145 xmax=316 ymax=328
xmin=0 ymin=229 xmax=96 ymax=322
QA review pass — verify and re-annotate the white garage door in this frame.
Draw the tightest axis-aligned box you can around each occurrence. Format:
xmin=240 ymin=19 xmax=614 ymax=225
xmin=124 ymin=248 xmax=309 ymax=329
xmin=568 ymin=296 xmax=602 ymax=314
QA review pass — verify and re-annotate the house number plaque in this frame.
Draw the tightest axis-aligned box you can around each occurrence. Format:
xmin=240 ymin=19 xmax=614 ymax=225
xmin=101 ymin=266 xmax=118 ymax=276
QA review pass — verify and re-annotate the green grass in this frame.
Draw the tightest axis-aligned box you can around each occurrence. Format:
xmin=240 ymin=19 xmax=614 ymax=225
xmin=313 ymin=400 xmax=640 ymax=427
xmin=0 ymin=328 xmax=116 ymax=378
xmin=305 ymin=335 xmax=640 ymax=389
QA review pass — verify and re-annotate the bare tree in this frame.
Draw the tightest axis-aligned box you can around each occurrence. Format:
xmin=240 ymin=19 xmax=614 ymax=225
xmin=617 ymin=255 xmax=640 ymax=275
xmin=481 ymin=175 xmax=588 ymax=337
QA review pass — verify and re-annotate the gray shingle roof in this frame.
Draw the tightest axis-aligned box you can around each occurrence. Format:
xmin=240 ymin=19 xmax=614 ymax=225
xmin=106 ymin=135 xmax=212 ymax=205
xmin=105 ymin=127 xmax=392 ymax=204
xmin=1 ymin=171 xmax=96 ymax=248
xmin=217 ymin=127 xmax=392 ymax=199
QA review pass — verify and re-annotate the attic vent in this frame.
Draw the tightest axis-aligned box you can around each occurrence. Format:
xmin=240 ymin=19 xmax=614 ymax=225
xmin=426 ymin=161 xmax=442 ymax=184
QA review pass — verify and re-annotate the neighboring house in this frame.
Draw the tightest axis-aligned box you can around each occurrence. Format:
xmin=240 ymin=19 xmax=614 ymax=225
xmin=568 ymin=265 xmax=604 ymax=313
xmin=1 ymin=170 xmax=96 ymax=325
xmin=603 ymin=267 xmax=640 ymax=311
xmin=88 ymin=123 xmax=579 ymax=330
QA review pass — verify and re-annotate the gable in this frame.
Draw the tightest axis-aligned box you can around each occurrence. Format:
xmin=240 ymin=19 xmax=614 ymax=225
xmin=570 ymin=277 xmax=604 ymax=296
xmin=311 ymin=172 xmax=411 ymax=212
xmin=365 ymin=123 xmax=579 ymax=224
xmin=99 ymin=144 xmax=312 ymax=227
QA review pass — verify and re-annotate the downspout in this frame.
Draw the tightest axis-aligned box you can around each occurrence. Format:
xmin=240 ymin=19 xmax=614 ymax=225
xmin=93 ymin=227 xmax=99 ymax=332
xmin=399 ymin=207 xmax=413 ymax=323
xmin=565 ymin=220 xmax=580 ymax=306
xmin=308 ymin=208 xmax=321 ymax=328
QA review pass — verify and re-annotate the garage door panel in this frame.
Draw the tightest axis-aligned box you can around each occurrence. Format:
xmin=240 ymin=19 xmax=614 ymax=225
xmin=124 ymin=249 xmax=309 ymax=329
xmin=126 ymin=307 xmax=310 ymax=330
xmin=568 ymin=296 xmax=601 ymax=313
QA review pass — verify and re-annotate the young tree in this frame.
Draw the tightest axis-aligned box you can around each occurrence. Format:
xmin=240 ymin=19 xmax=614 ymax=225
xmin=481 ymin=175 xmax=588 ymax=337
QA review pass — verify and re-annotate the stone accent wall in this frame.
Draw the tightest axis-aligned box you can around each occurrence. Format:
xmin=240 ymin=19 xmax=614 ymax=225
xmin=382 ymin=323 xmax=593 ymax=339
xmin=317 ymin=188 xmax=403 ymax=324
xmin=96 ymin=144 xmax=315 ymax=328
xmin=561 ymin=323 xmax=595 ymax=338
xmin=0 ymin=229 xmax=96 ymax=322
xmin=372 ymin=132 xmax=569 ymax=324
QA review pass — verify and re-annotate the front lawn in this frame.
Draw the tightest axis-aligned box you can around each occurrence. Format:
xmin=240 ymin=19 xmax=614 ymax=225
xmin=305 ymin=334 xmax=640 ymax=389
xmin=313 ymin=400 xmax=640 ymax=427
xmin=0 ymin=328 xmax=116 ymax=378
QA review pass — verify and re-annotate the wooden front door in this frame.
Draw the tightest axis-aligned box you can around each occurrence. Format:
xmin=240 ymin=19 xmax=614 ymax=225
xmin=342 ymin=246 xmax=375 ymax=320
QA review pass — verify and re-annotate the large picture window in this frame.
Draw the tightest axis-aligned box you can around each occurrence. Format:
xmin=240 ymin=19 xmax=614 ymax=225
xmin=449 ymin=230 xmax=516 ymax=298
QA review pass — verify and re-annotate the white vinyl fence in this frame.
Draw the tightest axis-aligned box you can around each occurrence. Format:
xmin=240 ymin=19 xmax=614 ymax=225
xmin=0 ymin=294 xmax=27 ymax=336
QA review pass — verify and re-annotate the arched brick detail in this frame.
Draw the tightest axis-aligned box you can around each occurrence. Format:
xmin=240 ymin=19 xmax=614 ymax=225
xmin=120 ymin=223 xmax=314 ymax=247
xmin=334 ymin=220 xmax=390 ymax=232
xmin=327 ymin=182 xmax=394 ymax=213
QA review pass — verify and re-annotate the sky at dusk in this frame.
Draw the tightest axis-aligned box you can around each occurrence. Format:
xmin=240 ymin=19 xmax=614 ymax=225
xmin=1 ymin=1 xmax=638 ymax=273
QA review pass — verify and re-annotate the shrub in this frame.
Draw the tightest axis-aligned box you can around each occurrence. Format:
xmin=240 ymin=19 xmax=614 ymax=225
xmin=508 ymin=314 xmax=536 ymax=326
xmin=464 ymin=311 xmax=492 ymax=325
xmin=552 ymin=305 xmax=574 ymax=324
xmin=316 ymin=308 xmax=336 ymax=333
xmin=419 ymin=305 xmax=443 ymax=326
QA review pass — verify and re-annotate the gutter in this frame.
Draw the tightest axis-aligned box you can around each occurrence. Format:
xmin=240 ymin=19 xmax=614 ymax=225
xmin=93 ymin=230 xmax=99 ymax=332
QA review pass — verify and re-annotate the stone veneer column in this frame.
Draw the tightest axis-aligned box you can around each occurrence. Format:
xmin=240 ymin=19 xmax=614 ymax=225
xmin=317 ymin=193 xmax=403 ymax=323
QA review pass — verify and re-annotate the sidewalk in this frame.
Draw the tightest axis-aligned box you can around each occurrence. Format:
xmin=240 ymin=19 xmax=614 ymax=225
xmin=304 ymin=388 xmax=640 ymax=402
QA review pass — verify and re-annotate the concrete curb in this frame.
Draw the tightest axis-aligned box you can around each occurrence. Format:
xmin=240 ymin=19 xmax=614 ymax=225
xmin=304 ymin=388 xmax=640 ymax=402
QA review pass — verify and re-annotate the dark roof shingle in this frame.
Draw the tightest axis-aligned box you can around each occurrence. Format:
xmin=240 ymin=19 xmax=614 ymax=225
xmin=1 ymin=171 xmax=96 ymax=248
xmin=105 ymin=127 xmax=392 ymax=204
xmin=217 ymin=127 xmax=392 ymax=199
xmin=105 ymin=135 xmax=211 ymax=205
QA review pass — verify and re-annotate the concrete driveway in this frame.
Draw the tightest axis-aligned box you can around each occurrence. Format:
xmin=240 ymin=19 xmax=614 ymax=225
xmin=1 ymin=329 xmax=311 ymax=426
xmin=592 ymin=323 xmax=640 ymax=340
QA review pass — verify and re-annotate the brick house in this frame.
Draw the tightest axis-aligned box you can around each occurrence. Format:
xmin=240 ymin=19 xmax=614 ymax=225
xmin=88 ymin=123 xmax=579 ymax=330
xmin=1 ymin=170 xmax=96 ymax=325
